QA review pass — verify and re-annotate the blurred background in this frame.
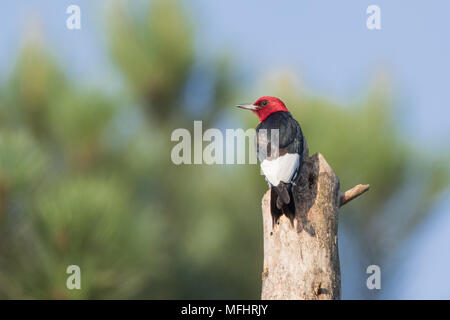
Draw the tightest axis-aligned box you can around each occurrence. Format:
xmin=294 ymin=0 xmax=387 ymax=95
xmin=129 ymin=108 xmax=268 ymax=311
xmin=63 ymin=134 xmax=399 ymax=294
xmin=0 ymin=0 xmax=449 ymax=299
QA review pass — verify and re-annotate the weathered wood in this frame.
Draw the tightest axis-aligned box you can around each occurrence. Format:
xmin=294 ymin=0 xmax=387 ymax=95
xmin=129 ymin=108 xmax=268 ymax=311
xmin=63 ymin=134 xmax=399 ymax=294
xmin=261 ymin=141 xmax=368 ymax=300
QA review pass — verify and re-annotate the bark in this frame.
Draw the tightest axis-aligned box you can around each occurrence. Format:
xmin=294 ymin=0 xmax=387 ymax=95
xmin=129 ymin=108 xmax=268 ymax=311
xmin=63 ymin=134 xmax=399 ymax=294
xmin=261 ymin=140 xmax=369 ymax=300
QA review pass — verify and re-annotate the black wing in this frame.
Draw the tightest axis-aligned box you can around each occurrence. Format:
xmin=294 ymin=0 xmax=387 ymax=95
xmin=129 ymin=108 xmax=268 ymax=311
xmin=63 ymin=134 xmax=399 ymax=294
xmin=255 ymin=111 xmax=304 ymax=162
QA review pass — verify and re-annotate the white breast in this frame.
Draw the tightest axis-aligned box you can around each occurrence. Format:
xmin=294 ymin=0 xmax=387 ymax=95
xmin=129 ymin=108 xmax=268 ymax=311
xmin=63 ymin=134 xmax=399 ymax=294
xmin=260 ymin=153 xmax=299 ymax=186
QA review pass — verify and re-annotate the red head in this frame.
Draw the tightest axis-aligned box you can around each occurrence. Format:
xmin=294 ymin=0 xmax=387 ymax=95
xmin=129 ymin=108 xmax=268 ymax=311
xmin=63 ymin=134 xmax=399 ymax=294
xmin=236 ymin=96 xmax=289 ymax=122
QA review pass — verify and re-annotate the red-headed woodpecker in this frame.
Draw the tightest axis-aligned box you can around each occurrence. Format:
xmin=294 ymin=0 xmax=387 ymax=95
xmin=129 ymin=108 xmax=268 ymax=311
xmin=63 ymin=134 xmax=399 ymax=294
xmin=237 ymin=96 xmax=304 ymax=216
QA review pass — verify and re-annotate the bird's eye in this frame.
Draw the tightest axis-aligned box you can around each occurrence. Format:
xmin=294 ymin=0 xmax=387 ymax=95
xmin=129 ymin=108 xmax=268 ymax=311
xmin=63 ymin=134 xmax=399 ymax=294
xmin=261 ymin=100 xmax=268 ymax=106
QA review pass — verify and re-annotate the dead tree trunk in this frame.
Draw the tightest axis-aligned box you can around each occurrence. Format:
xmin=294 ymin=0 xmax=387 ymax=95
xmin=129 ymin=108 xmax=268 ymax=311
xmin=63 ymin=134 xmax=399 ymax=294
xmin=261 ymin=140 xmax=369 ymax=300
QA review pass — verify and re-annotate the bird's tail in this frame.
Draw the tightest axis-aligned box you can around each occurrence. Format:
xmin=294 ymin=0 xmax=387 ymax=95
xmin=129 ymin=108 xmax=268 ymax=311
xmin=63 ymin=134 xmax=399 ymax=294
xmin=271 ymin=182 xmax=295 ymax=223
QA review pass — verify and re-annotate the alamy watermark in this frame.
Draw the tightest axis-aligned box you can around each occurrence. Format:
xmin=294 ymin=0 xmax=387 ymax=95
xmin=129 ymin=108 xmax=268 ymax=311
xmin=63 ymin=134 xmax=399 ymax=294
xmin=366 ymin=265 xmax=381 ymax=290
xmin=366 ymin=5 xmax=381 ymax=30
xmin=66 ymin=5 xmax=81 ymax=30
xmin=66 ymin=265 xmax=81 ymax=290
xmin=171 ymin=121 xmax=279 ymax=165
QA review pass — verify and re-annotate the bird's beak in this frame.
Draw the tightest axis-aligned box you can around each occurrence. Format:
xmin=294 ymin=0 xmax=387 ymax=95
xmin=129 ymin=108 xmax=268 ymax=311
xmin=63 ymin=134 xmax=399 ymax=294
xmin=236 ymin=103 xmax=257 ymax=111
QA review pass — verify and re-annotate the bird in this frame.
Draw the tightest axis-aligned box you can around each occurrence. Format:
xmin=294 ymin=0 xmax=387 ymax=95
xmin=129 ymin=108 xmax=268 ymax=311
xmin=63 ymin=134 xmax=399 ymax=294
xmin=237 ymin=96 xmax=304 ymax=220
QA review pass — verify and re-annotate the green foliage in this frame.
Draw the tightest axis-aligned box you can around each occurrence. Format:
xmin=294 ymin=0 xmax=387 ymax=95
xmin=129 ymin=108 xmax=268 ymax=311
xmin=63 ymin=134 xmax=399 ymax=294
xmin=109 ymin=0 xmax=194 ymax=121
xmin=0 ymin=0 xmax=448 ymax=299
xmin=0 ymin=130 xmax=46 ymax=192
xmin=4 ymin=40 xmax=67 ymax=137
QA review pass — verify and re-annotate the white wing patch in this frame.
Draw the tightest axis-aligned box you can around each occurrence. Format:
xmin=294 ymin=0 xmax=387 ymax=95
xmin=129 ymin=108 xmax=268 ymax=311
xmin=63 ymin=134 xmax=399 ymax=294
xmin=260 ymin=153 xmax=299 ymax=186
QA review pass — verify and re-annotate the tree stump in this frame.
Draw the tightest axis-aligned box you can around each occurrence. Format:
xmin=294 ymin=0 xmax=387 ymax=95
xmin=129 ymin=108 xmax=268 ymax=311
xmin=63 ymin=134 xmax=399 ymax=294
xmin=261 ymin=140 xmax=369 ymax=300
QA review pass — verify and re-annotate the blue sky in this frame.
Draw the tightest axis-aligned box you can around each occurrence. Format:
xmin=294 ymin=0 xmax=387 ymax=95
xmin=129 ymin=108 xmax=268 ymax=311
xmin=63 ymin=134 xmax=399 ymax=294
xmin=1 ymin=0 xmax=449 ymax=299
